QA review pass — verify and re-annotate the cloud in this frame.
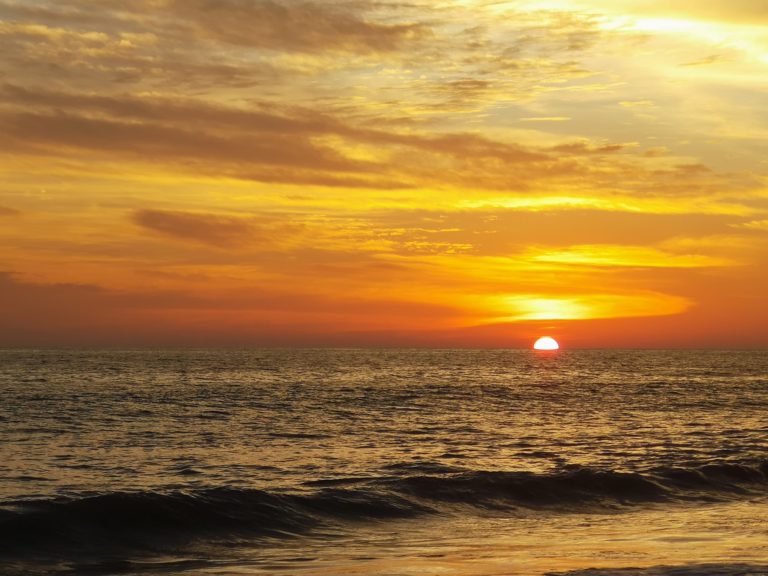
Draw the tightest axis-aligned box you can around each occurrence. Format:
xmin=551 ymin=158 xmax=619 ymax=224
xmin=680 ymin=54 xmax=721 ymax=67
xmin=738 ymin=219 xmax=768 ymax=230
xmin=0 ymin=108 xmax=381 ymax=185
xmin=0 ymin=8 xmax=284 ymax=94
xmin=0 ymin=0 xmax=429 ymax=56
xmin=132 ymin=209 xmax=256 ymax=247
xmin=1 ymin=82 xmax=753 ymax=202
xmin=493 ymin=291 xmax=691 ymax=321
xmin=365 ymin=209 xmax=742 ymax=253
xmin=526 ymin=244 xmax=736 ymax=268
xmin=0 ymin=271 xmax=461 ymax=346
xmin=0 ymin=84 xmax=342 ymax=135
xmin=167 ymin=0 xmax=429 ymax=53
xmin=573 ymin=0 xmax=768 ymax=24
xmin=0 ymin=205 xmax=20 ymax=216
xmin=549 ymin=141 xmax=628 ymax=154
xmin=0 ymin=84 xmax=586 ymax=190
xmin=521 ymin=117 xmax=571 ymax=122
xmin=647 ymin=1 xmax=768 ymax=24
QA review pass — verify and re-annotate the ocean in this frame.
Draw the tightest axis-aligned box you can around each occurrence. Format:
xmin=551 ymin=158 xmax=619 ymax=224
xmin=1 ymin=348 xmax=766 ymax=575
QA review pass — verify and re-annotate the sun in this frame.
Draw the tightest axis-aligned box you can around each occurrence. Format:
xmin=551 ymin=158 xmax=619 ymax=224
xmin=533 ymin=336 xmax=560 ymax=350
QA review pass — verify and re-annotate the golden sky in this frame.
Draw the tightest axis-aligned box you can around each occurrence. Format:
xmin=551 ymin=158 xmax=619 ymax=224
xmin=1 ymin=0 xmax=767 ymax=347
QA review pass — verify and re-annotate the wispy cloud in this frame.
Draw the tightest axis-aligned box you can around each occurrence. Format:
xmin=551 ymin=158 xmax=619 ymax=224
xmin=167 ymin=0 xmax=430 ymax=53
xmin=132 ymin=210 xmax=256 ymax=247
xmin=520 ymin=116 xmax=571 ymax=122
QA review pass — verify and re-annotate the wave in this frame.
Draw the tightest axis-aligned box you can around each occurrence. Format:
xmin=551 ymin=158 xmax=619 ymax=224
xmin=0 ymin=486 xmax=429 ymax=556
xmin=382 ymin=460 xmax=768 ymax=510
xmin=548 ymin=563 xmax=768 ymax=576
xmin=1 ymin=460 xmax=765 ymax=557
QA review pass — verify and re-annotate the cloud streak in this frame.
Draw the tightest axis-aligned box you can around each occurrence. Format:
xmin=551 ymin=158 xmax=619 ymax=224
xmin=132 ymin=210 xmax=256 ymax=247
xmin=167 ymin=0 xmax=429 ymax=53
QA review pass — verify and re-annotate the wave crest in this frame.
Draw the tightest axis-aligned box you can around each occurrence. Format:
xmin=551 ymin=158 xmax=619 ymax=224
xmin=1 ymin=460 xmax=765 ymax=556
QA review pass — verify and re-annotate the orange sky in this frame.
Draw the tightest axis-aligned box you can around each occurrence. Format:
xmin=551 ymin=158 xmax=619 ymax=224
xmin=1 ymin=0 xmax=767 ymax=347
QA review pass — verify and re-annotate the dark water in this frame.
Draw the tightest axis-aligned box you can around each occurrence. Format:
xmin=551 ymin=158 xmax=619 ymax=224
xmin=1 ymin=349 xmax=767 ymax=575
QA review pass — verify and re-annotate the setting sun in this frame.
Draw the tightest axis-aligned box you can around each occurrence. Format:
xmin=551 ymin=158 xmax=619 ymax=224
xmin=533 ymin=336 xmax=560 ymax=350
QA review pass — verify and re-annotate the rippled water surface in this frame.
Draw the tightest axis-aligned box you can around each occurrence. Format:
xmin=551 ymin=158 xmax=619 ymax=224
xmin=1 ymin=349 xmax=767 ymax=575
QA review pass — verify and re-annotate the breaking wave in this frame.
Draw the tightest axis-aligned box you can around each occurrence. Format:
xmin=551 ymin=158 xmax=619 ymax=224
xmin=1 ymin=460 xmax=765 ymax=557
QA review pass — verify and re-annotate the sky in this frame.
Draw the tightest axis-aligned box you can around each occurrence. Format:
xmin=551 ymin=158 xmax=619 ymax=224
xmin=1 ymin=0 xmax=767 ymax=347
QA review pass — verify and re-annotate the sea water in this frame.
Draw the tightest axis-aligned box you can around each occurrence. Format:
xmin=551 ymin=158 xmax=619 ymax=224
xmin=1 ymin=349 xmax=766 ymax=575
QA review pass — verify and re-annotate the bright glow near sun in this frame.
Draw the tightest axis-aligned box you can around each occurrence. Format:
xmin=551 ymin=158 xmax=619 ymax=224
xmin=533 ymin=336 xmax=560 ymax=350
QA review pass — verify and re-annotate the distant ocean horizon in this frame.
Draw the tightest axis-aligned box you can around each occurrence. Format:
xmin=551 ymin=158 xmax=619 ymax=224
xmin=3 ymin=345 xmax=767 ymax=350
xmin=1 ymin=348 xmax=767 ymax=575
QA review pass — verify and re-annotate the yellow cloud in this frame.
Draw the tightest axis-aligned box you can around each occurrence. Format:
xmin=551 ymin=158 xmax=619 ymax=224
xmin=490 ymin=292 xmax=691 ymax=321
xmin=738 ymin=220 xmax=768 ymax=230
xmin=527 ymin=244 xmax=736 ymax=268
xmin=520 ymin=116 xmax=572 ymax=122
xmin=620 ymin=100 xmax=656 ymax=108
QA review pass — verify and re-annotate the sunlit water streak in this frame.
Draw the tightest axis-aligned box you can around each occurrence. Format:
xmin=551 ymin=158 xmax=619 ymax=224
xmin=0 ymin=349 xmax=766 ymax=575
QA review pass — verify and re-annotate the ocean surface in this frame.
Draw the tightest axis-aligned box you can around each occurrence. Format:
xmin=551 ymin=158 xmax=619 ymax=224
xmin=1 ymin=348 xmax=767 ymax=575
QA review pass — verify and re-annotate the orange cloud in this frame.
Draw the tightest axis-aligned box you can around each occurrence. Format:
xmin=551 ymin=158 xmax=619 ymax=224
xmin=132 ymin=210 xmax=256 ymax=247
